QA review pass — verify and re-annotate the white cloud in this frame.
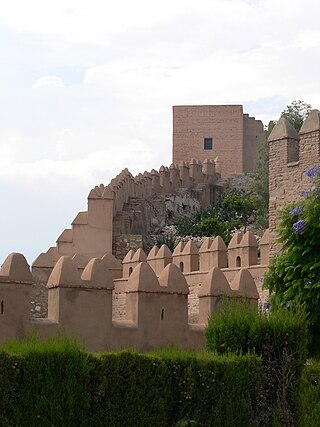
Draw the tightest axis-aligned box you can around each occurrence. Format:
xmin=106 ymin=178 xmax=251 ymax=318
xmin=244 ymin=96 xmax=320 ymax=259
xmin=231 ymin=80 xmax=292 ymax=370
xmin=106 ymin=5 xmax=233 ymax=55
xmin=32 ymin=75 xmax=65 ymax=89
xmin=0 ymin=0 xmax=320 ymax=263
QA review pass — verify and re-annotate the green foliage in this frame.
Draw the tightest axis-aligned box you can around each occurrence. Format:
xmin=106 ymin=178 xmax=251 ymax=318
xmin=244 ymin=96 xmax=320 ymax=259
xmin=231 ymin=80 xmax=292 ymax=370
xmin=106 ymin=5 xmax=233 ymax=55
xmin=298 ymin=360 xmax=320 ymax=426
xmin=0 ymin=334 xmax=264 ymax=427
xmin=264 ymin=166 xmax=320 ymax=353
xmin=0 ymin=352 xmax=20 ymax=426
xmin=177 ymin=189 xmax=257 ymax=244
xmin=205 ymin=300 xmax=308 ymax=425
xmin=90 ymin=351 xmax=168 ymax=426
xmin=1 ymin=332 xmax=92 ymax=427
xmin=152 ymin=349 xmax=262 ymax=427
xmin=281 ymin=100 xmax=312 ymax=132
xmin=155 ymin=232 xmax=178 ymax=252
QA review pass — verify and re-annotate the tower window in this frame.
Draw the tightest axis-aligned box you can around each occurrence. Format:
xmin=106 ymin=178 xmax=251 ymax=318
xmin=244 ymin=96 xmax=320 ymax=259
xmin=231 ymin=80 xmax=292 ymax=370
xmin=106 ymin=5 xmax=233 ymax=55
xmin=204 ymin=138 xmax=213 ymax=150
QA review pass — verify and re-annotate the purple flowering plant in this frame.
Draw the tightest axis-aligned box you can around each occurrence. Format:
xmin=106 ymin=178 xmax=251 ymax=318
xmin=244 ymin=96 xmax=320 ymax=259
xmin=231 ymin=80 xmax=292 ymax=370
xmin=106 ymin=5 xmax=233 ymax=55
xmin=264 ymin=165 xmax=320 ymax=348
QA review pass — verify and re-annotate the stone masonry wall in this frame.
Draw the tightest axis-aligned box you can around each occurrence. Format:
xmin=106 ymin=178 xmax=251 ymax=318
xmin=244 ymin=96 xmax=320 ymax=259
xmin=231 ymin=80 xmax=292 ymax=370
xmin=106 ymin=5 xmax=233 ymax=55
xmin=173 ymin=105 xmax=263 ymax=179
xmin=268 ymin=111 xmax=320 ymax=256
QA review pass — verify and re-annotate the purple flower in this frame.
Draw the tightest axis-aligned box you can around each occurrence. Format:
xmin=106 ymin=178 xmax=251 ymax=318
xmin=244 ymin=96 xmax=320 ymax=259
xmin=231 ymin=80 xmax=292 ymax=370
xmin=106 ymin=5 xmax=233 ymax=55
xmin=315 ymin=188 xmax=320 ymax=195
xmin=293 ymin=219 xmax=306 ymax=234
xmin=302 ymin=189 xmax=310 ymax=198
xmin=290 ymin=205 xmax=304 ymax=216
xmin=305 ymin=165 xmax=320 ymax=183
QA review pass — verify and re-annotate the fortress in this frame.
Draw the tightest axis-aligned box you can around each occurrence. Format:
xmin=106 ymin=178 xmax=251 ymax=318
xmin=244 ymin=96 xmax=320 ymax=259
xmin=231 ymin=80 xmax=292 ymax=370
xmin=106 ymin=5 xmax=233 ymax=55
xmin=1 ymin=106 xmax=320 ymax=352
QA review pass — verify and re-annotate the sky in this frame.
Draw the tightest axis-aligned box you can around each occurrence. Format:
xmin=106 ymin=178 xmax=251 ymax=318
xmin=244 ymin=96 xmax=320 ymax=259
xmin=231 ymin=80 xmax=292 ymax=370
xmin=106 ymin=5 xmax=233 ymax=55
xmin=1 ymin=0 xmax=320 ymax=264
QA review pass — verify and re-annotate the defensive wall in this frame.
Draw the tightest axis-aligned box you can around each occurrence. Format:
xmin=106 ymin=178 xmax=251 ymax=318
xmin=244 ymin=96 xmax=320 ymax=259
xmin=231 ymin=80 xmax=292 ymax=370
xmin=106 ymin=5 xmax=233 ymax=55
xmin=34 ymin=158 xmax=219 ymax=270
xmin=172 ymin=105 xmax=264 ymax=179
xmin=268 ymin=109 xmax=320 ymax=255
xmin=0 ymin=230 xmax=267 ymax=352
xmin=31 ymin=228 xmax=269 ymax=320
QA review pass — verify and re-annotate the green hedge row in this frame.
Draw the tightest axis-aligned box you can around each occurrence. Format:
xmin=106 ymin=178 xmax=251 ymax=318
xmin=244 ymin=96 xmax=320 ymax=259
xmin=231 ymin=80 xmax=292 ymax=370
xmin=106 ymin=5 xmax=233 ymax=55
xmin=0 ymin=335 xmax=264 ymax=427
xmin=205 ymin=301 xmax=309 ymax=426
xmin=298 ymin=360 xmax=320 ymax=426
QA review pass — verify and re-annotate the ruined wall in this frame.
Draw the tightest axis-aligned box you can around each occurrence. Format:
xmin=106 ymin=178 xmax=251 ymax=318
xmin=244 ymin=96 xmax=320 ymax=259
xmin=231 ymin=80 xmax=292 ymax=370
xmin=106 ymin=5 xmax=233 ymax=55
xmin=268 ymin=110 xmax=320 ymax=255
xmin=172 ymin=105 xmax=263 ymax=179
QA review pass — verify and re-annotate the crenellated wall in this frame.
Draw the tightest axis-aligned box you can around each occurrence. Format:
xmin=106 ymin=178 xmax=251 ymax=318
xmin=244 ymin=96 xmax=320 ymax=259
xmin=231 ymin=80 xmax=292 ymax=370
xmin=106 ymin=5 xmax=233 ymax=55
xmin=0 ymin=230 xmax=267 ymax=352
xmin=34 ymin=158 xmax=219 ymax=273
xmin=268 ymin=109 xmax=320 ymax=255
xmin=121 ymin=230 xmax=269 ymax=323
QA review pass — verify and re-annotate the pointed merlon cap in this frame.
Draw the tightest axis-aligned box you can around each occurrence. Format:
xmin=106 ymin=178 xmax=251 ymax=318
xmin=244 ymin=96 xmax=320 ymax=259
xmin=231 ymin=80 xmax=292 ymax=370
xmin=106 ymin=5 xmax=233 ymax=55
xmin=72 ymin=254 xmax=92 ymax=269
xmin=157 ymin=244 xmax=172 ymax=259
xmin=32 ymin=250 xmax=56 ymax=268
xmin=230 ymin=268 xmax=259 ymax=299
xmin=101 ymin=254 xmax=122 ymax=270
xmin=81 ymin=258 xmax=114 ymax=289
xmin=211 ymin=236 xmax=227 ymax=251
xmin=158 ymin=263 xmax=189 ymax=294
xmin=173 ymin=241 xmax=185 ymax=256
xmin=199 ymin=237 xmax=213 ymax=253
xmin=300 ymin=109 xmax=320 ymax=134
xmin=240 ymin=231 xmax=258 ymax=247
xmin=127 ymin=262 xmax=160 ymax=293
xmin=228 ymin=232 xmax=243 ymax=249
xmin=268 ymin=117 xmax=299 ymax=142
xmin=132 ymin=248 xmax=147 ymax=263
xmin=199 ymin=267 xmax=231 ymax=297
xmin=182 ymin=240 xmax=199 ymax=255
xmin=72 ymin=211 xmax=88 ymax=225
xmin=0 ymin=253 xmax=33 ymax=283
xmin=260 ymin=228 xmax=269 ymax=245
xmin=147 ymin=245 xmax=159 ymax=260
xmin=47 ymin=256 xmax=81 ymax=289
xmin=88 ymin=184 xmax=113 ymax=200
xmin=122 ymin=249 xmax=135 ymax=264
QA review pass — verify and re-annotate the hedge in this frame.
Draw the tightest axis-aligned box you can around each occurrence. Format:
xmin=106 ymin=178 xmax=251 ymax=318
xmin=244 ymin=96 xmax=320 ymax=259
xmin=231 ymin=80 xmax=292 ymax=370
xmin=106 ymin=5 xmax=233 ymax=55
xmin=0 ymin=335 xmax=264 ymax=427
xmin=205 ymin=300 xmax=309 ymax=426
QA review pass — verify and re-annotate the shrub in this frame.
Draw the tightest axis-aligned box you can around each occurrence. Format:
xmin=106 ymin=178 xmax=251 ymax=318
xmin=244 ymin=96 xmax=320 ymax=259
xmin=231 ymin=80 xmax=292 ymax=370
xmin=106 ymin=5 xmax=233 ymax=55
xmin=264 ymin=165 xmax=320 ymax=353
xmin=176 ymin=189 xmax=257 ymax=244
xmin=298 ymin=360 xmax=320 ymax=426
xmin=205 ymin=300 xmax=308 ymax=426
xmin=1 ymin=332 xmax=92 ymax=427
xmin=0 ymin=334 xmax=264 ymax=427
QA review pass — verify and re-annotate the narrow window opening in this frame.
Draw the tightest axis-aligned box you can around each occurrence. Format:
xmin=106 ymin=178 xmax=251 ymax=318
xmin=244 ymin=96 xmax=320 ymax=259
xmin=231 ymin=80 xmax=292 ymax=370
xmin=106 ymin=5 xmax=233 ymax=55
xmin=161 ymin=308 xmax=165 ymax=320
xmin=1 ymin=300 xmax=4 ymax=315
xmin=204 ymin=137 xmax=213 ymax=150
xmin=236 ymin=256 xmax=241 ymax=268
xmin=129 ymin=267 xmax=133 ymax=276
xmin=179 ymin=262 xmax=184 ymax=272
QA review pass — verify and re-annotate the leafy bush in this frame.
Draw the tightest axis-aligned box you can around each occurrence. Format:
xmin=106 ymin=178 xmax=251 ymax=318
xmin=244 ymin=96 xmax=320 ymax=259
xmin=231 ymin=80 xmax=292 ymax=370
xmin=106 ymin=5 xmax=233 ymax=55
xmin=152 ymin=348 xmax=262 ymax=426
xmin=0 ymin=334 xmax=264 ymax=427
xmin=264 ymin=165 xmax=320 ymax=353
xmin=1 ymin=332 xmax=92 ymax=427
xmin=177 ymin=189 xmax=257 ymax=244
xmin=205 ymin=300 xmax=308 ymax=426
xmin=298 ymin=360 xmax=320 ymax=426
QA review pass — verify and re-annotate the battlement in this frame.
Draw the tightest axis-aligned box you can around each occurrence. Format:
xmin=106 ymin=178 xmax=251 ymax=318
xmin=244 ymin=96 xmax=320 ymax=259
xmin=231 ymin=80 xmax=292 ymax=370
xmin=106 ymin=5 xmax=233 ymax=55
xmin=1 ymin=231 xmax=267 ymax=352
xmin=34 ymin=158 xmax=219 ymax=269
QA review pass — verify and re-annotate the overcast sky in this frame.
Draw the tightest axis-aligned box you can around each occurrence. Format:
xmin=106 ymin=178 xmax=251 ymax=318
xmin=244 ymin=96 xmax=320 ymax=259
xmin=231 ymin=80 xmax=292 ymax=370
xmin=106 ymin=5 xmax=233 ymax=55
xmin=1 ymin=0 xmax=319 ymax=264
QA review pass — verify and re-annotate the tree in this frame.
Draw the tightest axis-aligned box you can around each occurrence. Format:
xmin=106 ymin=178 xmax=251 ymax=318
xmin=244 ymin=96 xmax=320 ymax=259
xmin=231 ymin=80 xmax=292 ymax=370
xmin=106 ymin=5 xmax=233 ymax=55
xmin=264 ymin=165 xmax=320 ymax=353
xmin=281 ymin=100 xmax=312 ymax=132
